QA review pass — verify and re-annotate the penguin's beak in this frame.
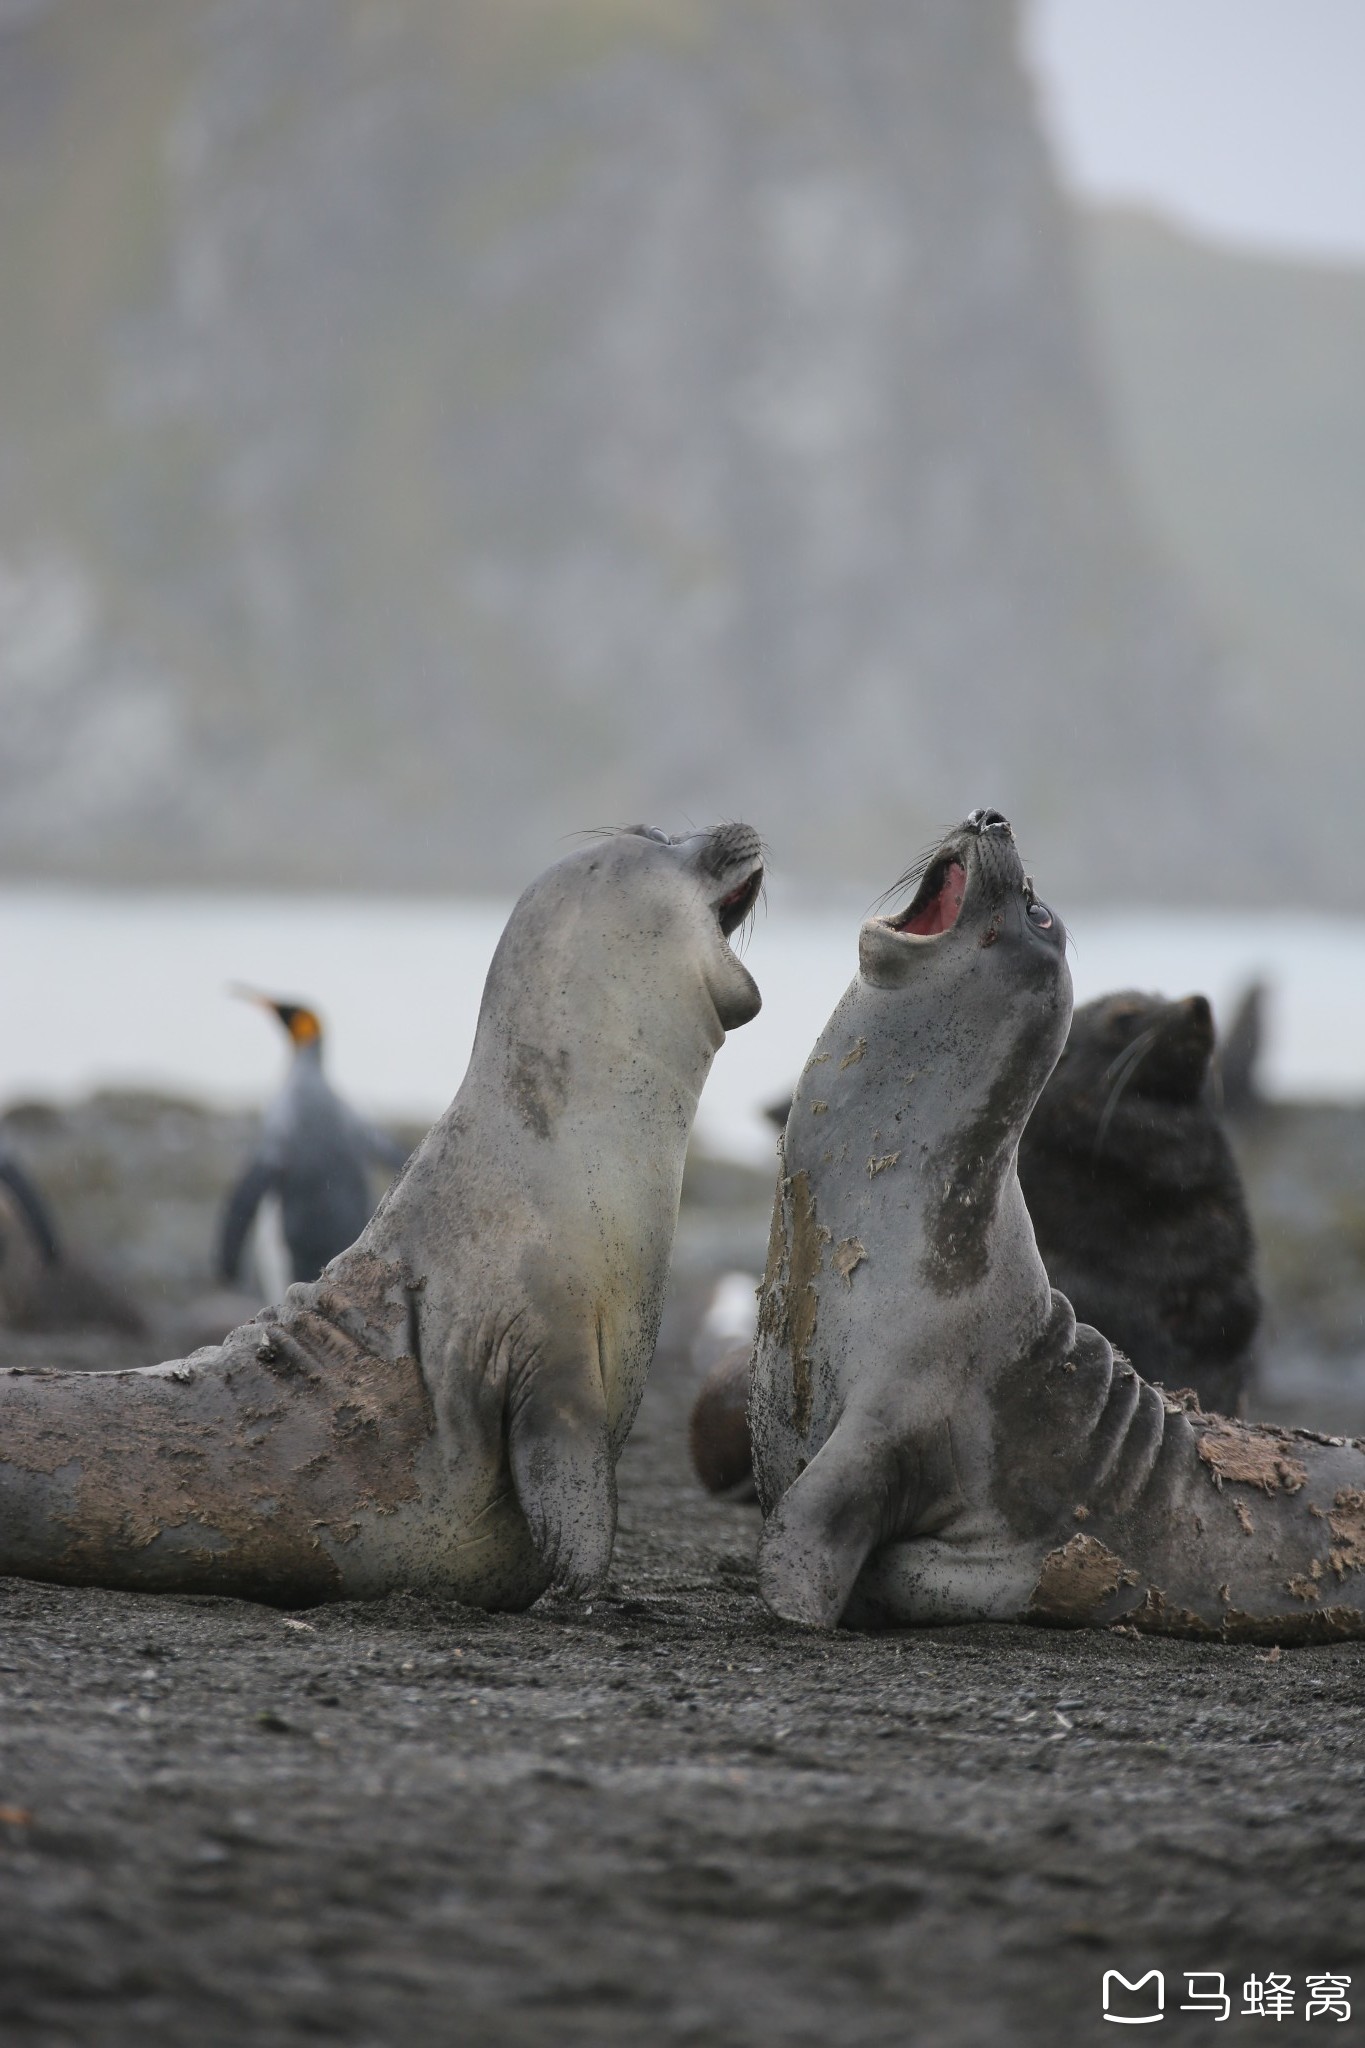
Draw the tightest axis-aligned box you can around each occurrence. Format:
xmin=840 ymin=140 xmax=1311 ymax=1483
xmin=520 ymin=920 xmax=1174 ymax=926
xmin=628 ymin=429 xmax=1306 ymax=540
xmin=229 ymin=986 xmax=321 ymax=1045
xmin=230 ymin=984 xmax=286 ymax=1021
xmin=230 ymin=984 xmax=277 ymax=1013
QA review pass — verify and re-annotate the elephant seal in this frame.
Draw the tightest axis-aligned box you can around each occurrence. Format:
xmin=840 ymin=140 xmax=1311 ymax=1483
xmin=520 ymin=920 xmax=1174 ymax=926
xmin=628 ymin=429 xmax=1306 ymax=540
xmin=1017 ymin=990 xmax=1259 ymax=1416
xmin=750 ymin=809 xmax=1365 ymax=1642
xmin=0 ymin=823 xmax=764 ymax=1610
xmin=689 ymin=985 xmax=1259 ymax=1485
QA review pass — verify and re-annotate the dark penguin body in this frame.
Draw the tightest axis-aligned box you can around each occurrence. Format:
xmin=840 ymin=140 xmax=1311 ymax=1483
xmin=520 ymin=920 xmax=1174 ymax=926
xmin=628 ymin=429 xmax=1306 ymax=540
xmin=0 ymin=1149 xmax=146 ymax=1337
xmin=1017 ymin=992 xmax=1259 ymax=1416
xmin=218 ymin=1000 xmax=408 ymax=1288
xmin=0 ymin=1154 xmax=60 ymax=1268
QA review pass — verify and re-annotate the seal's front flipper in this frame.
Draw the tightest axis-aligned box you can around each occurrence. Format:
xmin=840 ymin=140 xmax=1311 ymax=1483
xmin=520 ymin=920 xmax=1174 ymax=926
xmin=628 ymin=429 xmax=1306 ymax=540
xmin=508 ymin=1360 xmax=616 ymax=1599
xmin=758 ymin=1421 xmax=902 ymax=1629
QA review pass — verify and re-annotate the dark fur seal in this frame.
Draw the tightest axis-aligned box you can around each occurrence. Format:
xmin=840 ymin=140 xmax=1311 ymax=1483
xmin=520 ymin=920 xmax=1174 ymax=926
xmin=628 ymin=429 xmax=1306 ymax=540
xmin=749 ymin=810 xmax=1365 ymax=1642
xmin=1017 ymin=991 xmax=1259 ymax=1415
xmin=0 ymin=824 xmax=764 ymax=1610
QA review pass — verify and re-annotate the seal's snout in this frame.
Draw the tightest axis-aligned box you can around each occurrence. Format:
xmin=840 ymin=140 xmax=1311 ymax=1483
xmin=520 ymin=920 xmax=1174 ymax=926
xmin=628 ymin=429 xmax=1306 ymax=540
xmin=701 ymin=822 xmax=765 ymax=937
xmin=700 ymin=820 xmax=764 ymax=879
xmin=871 ymin=808 xmax=1030 ymax=962
xmin=965 ymin=807 xmax=1012 ymax=838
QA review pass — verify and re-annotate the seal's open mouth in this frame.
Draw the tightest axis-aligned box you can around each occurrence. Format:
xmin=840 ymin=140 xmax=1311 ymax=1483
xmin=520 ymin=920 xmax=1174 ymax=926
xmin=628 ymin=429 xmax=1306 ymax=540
xmin=717 ymin=867 xmax=764 ymax=938
xmin=891 ymin=855 xmax=967 ymax=938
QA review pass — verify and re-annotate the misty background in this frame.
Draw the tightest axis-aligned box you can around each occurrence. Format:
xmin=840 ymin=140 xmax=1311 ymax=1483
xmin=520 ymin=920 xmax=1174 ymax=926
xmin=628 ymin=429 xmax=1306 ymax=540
xmin=0 ymin=0 xmax=1362 ymax=1137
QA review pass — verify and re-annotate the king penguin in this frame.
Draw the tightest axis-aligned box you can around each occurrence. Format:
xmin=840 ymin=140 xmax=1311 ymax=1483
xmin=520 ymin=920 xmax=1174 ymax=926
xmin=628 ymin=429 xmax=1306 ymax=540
xmin=218 ymin=993 xmax=409 ymax=1289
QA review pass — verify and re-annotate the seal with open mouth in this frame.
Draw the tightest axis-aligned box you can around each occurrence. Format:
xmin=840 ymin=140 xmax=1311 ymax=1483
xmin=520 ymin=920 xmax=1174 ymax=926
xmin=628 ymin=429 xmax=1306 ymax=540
xmin=750 ymin=810 xmax=1365 ymax=1642
xmin=0 ymin=823 xmax=764 ymax=1611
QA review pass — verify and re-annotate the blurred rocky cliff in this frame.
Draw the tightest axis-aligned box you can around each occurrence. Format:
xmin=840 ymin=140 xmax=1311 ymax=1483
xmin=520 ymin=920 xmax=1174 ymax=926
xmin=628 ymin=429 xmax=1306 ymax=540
xmin=0 ymin=0 xmax=1294 ymax=899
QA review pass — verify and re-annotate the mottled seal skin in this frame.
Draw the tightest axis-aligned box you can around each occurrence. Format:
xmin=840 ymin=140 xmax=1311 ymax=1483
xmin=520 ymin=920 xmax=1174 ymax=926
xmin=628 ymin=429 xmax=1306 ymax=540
xmin=1017 ymin=991 xmax=1260 ymax=1416
xmin=0 ymin=824 xmax=764 ymax=1611
xmin=750 ymin=810 xmax=1365 ymax=1643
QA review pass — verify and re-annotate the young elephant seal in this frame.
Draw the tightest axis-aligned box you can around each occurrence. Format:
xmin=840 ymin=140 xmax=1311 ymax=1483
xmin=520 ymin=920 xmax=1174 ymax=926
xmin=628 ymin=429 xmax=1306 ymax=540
xmin=1017 ymin=991 xmax=1260 ymax=1416
xmin=750 ymin=810 xmax=1365 ymax=1642
xmin=689 ymin=987 xmax=1259 ymax=1486
xmin=0 ymin=824 xmax=764 ymax=1610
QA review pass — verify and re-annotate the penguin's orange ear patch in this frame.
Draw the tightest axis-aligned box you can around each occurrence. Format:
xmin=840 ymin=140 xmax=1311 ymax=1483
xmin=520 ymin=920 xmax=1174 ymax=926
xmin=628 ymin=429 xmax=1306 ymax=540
xmin=289 ymin=1009 xmax=322 ymax=1045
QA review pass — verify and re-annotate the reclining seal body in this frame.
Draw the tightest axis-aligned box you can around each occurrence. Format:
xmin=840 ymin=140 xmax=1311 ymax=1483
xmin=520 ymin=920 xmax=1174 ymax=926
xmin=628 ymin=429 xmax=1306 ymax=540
xmin=0 ymin=824 xmax=763 ymax=1611
xmin=750 ymin=810 xmax=1365 ymax=1642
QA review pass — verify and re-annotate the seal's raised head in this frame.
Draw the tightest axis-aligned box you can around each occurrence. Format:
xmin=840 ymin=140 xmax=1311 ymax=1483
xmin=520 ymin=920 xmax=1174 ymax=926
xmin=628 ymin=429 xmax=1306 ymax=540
xmin=614 ymin=821 xmax=766 ymax=1030
xmin=784 ymin=811 xmax=1071 ymax=1182
xmin=1047 ymin=989 xmax=1216 ymax=1115
xmin=859 ymin=809 xmax=1068 ymax=1087
xmin=475 ymin=825 xmax=763 ymax=1093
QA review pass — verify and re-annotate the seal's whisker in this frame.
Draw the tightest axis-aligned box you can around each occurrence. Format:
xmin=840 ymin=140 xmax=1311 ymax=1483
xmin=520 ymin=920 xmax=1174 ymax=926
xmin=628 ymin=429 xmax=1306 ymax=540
xmin=1101 ymin=1027 xmax=1159 ymax=1087
xmin=1093 ymin=1028 xmax=1159 ymax=1158
xmin=729 ymin=873 xmax=767 ymax=953
xmin=870 ymin=832 xmax=957 ymax=916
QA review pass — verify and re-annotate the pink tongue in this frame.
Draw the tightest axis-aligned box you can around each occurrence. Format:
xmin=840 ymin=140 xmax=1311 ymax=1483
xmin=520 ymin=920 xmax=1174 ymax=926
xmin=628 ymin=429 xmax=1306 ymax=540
xmin=903 ymin=860 xmax=966 ymax=935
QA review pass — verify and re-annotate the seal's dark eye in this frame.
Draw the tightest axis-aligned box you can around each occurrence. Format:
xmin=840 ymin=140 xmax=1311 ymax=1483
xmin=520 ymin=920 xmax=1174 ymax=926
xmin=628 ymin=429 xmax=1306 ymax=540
xmin=1027 ymin=900 xmax=1053 ymax=930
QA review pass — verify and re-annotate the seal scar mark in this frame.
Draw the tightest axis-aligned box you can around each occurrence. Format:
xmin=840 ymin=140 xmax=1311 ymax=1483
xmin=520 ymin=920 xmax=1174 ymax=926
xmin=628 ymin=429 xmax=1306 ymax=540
xmin=1234 ymin=1499 xmax=1256 ymax=1535
xmin=834 ymin=1239 xmax=866 ymax=1287
xmin=1327 ymin=1487 xmax=1365 ymax=1575
xmin=840 ymin=1039 xmax=867 ymax=1070
xmin=811 ymin=1102 xmax=829 ymax=1116
xmin=1028 ymin=1532 xmax=1128 ymax=1622
xmin=1127 ymin=1586 xmax=1218 ymax=1637
xmin=1196 ymin=1422 xmax=1309 ymax=1496
xmin=868 ymin=1151 xmax=900 ymax=1178
xmin=783 ymin=1171 xmax=826 ymax=1436
xmin=508 ymin=1041 xmax=571 ymax=1140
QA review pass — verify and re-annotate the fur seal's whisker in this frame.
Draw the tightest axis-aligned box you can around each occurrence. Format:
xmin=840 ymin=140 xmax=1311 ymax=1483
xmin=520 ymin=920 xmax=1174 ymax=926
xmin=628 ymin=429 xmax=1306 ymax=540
xmin=870 ymin=833 xmax=955 ymax=916
xmin=1093 ymin=1029 xmax=1159 ymax=1158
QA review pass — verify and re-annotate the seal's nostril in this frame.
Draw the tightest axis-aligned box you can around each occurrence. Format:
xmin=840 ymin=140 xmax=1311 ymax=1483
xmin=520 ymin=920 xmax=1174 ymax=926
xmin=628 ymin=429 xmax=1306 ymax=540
xmin=967 ymin=807 xmax=1010 ymax=835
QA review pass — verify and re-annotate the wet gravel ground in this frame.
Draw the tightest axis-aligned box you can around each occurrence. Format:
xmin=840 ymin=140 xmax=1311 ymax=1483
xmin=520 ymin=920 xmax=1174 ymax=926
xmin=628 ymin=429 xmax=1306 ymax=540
xmin=2 ymin=1302 xmax=1364 ymax=2048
